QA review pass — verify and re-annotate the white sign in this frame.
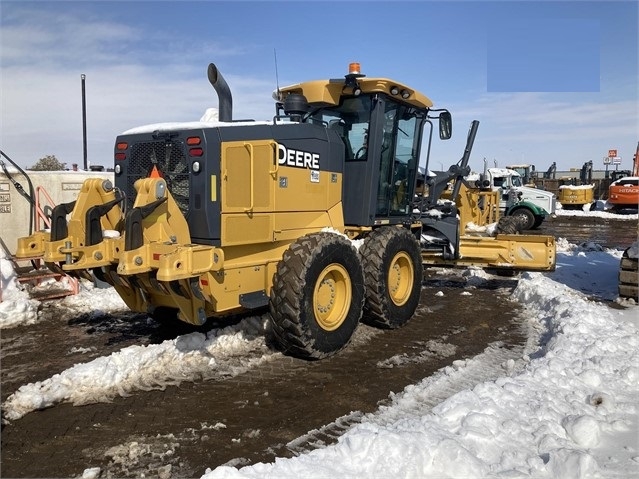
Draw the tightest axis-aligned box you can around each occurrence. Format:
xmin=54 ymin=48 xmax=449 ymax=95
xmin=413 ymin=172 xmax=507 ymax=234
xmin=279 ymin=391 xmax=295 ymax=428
xmin=603 ymin=156 xmax=612 ymax=165
xmin=612 ymin=156 xmax=622 ymax=165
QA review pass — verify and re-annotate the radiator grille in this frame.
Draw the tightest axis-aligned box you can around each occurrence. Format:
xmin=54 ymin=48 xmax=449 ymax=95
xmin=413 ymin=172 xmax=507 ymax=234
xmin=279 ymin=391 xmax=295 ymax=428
xmin=127 ymin=140 xmax=190 ymax=215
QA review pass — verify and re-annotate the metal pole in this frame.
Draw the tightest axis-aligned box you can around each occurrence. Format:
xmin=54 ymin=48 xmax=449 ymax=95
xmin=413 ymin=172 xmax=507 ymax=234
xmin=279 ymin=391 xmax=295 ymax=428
xmin=81 ymin=74 xmax=88 ymax=171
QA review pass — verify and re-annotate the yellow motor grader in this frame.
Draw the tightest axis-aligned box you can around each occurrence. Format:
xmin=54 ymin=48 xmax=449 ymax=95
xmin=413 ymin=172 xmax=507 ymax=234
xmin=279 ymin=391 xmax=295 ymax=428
xmin=15 ymin=62 xmax=555 ymax=359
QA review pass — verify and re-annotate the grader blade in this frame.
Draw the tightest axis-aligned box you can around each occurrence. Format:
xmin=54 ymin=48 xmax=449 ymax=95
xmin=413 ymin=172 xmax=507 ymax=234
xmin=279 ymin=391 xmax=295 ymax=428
xmin=422 ymin=233 xmax=556 ymax=272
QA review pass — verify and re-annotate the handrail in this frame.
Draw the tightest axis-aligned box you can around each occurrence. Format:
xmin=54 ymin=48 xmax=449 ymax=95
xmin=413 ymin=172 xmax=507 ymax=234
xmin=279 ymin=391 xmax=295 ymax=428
xmin=0 ymin=149 xmax=35 ymax=234
xmin=244 ymin=142 xmax=254 ymax=213
xmin=268 ymin=141 xmax=279 ymax=177
xmin=34 ymin=185 xmax=56 ymax=230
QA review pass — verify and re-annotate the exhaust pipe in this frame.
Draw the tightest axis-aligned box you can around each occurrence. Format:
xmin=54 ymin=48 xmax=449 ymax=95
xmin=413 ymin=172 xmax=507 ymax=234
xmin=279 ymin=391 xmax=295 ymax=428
xmin=207 ymin=63 xmax=232 ymax=122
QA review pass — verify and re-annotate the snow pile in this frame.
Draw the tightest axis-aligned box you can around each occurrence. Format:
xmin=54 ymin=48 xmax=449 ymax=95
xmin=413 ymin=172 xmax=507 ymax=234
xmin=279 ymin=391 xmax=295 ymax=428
xmin=203 ymin=243 xmax=639 ymax=479
xmin=555 ymin=206 xmax=637 ymax=220
xmin=2 ymin=227 xmax=638 ymax=478
xmin=558 ymin=184 xmax=595 ymax=190
xmin=0 ymin=250 xmax=39 ymax=328
xmin=2 ymin=315 xmax=274 ymax=421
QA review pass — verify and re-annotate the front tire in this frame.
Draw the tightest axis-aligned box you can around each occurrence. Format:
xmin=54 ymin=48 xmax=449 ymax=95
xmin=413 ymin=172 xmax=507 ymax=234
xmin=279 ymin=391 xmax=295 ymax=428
xmin=510 ymin=207 xmax=535 ymax=230
xmin=269 ymin=232 xmax=364 ymax=359
xmin=359 ymin=226 xmax=423 ymax=329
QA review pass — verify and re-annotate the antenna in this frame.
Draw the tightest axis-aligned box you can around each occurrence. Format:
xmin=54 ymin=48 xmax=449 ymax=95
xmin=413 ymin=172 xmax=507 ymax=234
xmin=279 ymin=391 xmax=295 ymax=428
xmin=274 ymin=48 xmax=280 ymax=97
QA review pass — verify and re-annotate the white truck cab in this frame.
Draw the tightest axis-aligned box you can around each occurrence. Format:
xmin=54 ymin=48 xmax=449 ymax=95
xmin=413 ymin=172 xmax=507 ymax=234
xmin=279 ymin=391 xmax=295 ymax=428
xmin=469 ymin=168 xmax=556 ymax=230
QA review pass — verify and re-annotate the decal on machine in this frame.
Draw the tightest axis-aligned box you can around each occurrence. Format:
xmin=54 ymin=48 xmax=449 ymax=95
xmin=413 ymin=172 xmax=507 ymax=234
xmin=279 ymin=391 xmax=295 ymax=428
xmin=277 ymin=144 xmax=320 ymax=170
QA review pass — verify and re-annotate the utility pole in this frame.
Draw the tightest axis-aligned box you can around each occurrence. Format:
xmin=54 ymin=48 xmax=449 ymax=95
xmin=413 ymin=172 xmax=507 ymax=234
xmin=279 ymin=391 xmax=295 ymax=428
xmin=81 ymin=74 xmax=88 ymax=171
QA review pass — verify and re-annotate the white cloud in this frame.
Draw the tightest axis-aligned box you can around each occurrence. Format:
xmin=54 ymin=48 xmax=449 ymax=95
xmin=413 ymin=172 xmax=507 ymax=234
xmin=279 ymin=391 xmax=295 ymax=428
xmin=0 ymin=6 xmax=275 ymax=167
xmin=1 ymin=4 xmax=636 ymax=172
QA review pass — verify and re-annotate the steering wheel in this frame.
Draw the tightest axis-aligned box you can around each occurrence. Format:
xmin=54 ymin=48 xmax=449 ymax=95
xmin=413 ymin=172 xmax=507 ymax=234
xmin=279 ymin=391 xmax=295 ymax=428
xmin=355 ymin=146 xmax=367 ymax=160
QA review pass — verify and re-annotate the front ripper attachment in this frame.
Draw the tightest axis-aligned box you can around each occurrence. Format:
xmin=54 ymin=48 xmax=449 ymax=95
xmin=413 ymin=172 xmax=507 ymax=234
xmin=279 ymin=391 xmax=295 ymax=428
xmin=15 ymin=179 xmax=123 ymax=280
xmin=113 ymin=178 xmax=223 ymax=326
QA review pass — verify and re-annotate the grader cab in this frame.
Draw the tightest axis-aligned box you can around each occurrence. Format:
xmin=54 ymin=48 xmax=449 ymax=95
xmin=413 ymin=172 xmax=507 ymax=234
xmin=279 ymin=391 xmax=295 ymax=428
xmin=16 ymin=62 xmax=555 ymax=359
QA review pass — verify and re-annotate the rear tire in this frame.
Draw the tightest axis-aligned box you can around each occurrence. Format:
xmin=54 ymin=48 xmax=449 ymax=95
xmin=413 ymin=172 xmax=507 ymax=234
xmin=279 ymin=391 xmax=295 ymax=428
xmin=269 ymin=232 xmax=364 ymax=359
xmin=359 ymin=226 xmax=423 ymax=329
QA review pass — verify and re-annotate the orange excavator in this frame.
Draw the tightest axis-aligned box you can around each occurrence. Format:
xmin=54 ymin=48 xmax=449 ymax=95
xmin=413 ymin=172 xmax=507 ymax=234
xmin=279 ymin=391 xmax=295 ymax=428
xmin=607 ymin=142 xmax=639 ymax=213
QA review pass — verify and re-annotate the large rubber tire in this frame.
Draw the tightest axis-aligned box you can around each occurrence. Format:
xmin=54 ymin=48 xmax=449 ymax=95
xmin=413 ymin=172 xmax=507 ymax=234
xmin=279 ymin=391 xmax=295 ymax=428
xmin=359 ymin=226 xmax=423 ymax=329
xmin=495 ymin=216 xmax=523 ymax=235
xmin=619 ymin=256 xmax=638 ymax=300
xmin=269 ymin=232 xmax=365 ymax=359
xmin=510 ymin=207 xmax=535 ymax=230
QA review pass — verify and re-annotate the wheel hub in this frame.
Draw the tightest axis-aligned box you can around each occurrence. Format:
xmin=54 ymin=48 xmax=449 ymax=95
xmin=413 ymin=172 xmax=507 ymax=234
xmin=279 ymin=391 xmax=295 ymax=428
xmin=388 ymin=251 xmax=414 ymax=306
xmin=314 ymin=263 xmax=351 ymax=331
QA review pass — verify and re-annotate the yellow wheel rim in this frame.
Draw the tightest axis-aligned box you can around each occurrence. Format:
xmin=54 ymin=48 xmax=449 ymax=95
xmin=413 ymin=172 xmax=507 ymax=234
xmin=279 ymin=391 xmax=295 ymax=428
xmin=388 ymin=251 xmax=414 ymax=306
xmin=313 ymin=263 xmax=352 ymax=331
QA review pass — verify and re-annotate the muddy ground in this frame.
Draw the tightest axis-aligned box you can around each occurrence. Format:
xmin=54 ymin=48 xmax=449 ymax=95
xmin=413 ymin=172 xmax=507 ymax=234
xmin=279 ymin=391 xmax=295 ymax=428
xmin=1 ymin=214 xmax=636 ymax=478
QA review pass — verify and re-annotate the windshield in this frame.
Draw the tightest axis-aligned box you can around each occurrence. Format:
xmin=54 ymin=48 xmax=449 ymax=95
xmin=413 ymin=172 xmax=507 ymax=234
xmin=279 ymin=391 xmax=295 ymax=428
xmin=377 ymin=103 xmax=421 ymax=215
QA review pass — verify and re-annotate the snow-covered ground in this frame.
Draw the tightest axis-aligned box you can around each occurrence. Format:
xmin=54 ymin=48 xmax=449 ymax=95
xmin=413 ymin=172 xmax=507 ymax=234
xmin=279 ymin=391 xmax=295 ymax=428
xmin=556 ymin=199 xmax=639 ymax=217
xmin=1 ymin=208 xmax=638 ymax=479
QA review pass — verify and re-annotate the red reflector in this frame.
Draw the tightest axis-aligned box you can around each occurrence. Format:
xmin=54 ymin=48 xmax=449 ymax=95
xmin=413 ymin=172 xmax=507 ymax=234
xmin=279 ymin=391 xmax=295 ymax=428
xmin=201 ymin=279 xmax=209 ymax=286
xmin=115 ymin=153 xmax=126 ymax=161
xmin=187 ymin=136 xmax=201 ymax=145
xmin=116 ymin=142 xmax=128 ymax=150
xmin=153 ymin=253 xmax=161 ymax=261
xmin=189 ymin=148 xmax=204 ymax=157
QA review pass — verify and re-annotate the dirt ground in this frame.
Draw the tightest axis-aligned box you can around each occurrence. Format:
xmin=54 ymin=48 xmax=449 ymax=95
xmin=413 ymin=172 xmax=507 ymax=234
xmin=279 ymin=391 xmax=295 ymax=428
xmin=1 ymin=215 xmax=636 ymax=478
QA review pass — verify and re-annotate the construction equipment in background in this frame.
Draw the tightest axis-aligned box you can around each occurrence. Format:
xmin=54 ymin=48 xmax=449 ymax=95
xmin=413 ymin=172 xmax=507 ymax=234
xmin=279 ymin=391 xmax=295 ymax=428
xmin=607 ymin=142 xmax=639 ymax=213
xmin=505 ymin=163 xmax=538 ymax=187
xmin=15 ymin=62 xmax=556 ymax=359
xmin=557 ymin=160 xmax=596 ymax=210
xmin=580 ymin=160 xmax=593 ymax=184
xmin=542 ymin=162 xmax=557 ymax=179
xmin=469 ymin=162 xmax=556 ymax=230
xmin=615 ymin=145 xmax=639 ymax=299
xmin=557 ymin=179 xmax=595 ymax=210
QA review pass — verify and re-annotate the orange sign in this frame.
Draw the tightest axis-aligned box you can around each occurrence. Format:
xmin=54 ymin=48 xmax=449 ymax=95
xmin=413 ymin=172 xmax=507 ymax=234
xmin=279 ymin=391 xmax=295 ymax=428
xmin=608 ymin=149 xmax=618 ymax=157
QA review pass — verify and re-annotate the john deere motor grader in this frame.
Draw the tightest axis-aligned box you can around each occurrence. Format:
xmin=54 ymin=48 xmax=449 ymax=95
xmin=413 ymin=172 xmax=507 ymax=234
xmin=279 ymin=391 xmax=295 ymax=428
xmin=15 ymin=62 xmax=555 ymax=359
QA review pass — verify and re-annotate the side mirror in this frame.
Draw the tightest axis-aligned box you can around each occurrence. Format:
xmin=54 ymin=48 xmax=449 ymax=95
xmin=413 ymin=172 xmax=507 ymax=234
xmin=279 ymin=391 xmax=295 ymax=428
xmin=439 ymin=111 xmax=452 ymax=140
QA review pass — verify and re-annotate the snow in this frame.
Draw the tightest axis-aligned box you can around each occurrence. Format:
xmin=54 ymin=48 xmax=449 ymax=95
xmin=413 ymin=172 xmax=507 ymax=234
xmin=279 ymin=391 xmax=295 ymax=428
xmin=556 ymin=203 xmax=638 ymax=218
xmin=119 ymin=106 xmax=299 ymax=135
xmin=611 ymin=176 xmax=639 ymax=186
xmin=559 ymin=184 xmax=595 ymax=190
xmin=122 ymin=117 xmax=273 ymax=135
xmin=1 ymin=209 xmax=638 ymax=478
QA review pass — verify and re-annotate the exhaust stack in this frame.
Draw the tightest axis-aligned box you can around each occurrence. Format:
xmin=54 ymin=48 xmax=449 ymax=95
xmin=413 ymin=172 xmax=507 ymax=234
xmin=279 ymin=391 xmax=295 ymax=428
xmin=207 ymin=63 xmax=233 ymax=122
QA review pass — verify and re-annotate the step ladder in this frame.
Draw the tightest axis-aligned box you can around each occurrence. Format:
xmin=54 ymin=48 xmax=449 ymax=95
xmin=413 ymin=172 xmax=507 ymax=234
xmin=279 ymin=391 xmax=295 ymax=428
xmin=0 ymin=185 xmax=79 ymax=303
xmin=3 ymin=254 xmax=80 ymax=302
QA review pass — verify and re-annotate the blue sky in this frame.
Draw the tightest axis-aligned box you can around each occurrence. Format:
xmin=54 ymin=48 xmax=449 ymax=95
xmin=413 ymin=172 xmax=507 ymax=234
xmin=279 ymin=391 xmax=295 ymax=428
xmin=1 ymin=1 xmax=637 ymax=174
